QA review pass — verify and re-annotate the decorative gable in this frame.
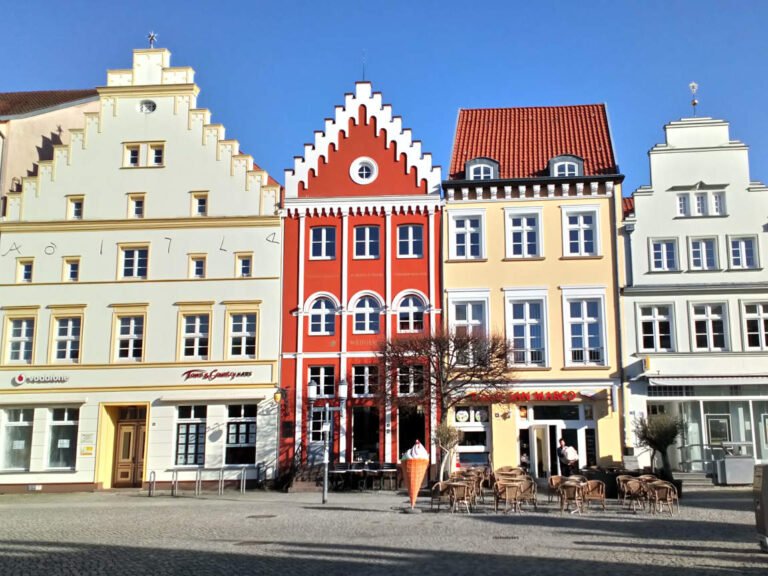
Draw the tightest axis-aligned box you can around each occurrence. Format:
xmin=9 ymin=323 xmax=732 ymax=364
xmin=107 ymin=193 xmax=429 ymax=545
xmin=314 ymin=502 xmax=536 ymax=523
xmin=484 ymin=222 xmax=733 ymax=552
xmin=284 ymin=82 xmax=441 ymax=199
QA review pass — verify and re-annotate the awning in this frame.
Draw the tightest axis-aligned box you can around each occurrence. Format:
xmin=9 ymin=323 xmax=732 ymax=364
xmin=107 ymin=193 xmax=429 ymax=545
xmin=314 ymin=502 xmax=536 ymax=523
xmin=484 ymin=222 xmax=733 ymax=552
xmin=648 ymin=375 xmax=768 ymax=386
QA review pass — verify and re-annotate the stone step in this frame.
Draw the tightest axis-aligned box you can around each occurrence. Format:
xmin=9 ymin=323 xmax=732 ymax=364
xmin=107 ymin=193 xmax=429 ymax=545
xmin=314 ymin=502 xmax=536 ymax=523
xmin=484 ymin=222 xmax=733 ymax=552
xmin=287 ymin=479 xmax=321 ymax=493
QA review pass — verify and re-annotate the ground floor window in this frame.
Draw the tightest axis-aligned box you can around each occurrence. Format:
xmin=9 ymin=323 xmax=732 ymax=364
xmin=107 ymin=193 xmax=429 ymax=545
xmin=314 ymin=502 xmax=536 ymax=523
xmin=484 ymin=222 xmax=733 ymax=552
xmin=226 ymin=404 xmax=257 ymax=465
xmin=3 ymin=408 xmax=33 ymax=470
xmin=49 ymin=407 xmax=79 ymax=468
xmin=176 ymin=405 xmax=207 ymax=466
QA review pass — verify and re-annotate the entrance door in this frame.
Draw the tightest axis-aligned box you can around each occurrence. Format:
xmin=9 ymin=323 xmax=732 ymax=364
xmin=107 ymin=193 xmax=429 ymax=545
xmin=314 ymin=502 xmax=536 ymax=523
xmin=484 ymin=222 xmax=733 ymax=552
xmin=398 ymin=406 xmax=425 ymax=458
xmin=113 ymin=406 xmax=147 ymax=488
xmin=530 ymin=424 xmax=554 ymax=478
xmin=352 ymin=407 xmax=379 ymax=462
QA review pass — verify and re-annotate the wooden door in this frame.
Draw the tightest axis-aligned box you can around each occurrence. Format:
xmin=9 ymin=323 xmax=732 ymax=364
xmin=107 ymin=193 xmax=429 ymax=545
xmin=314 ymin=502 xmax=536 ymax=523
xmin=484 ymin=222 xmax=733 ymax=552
xmin=114 ymin=422 xmax=145 ymax=487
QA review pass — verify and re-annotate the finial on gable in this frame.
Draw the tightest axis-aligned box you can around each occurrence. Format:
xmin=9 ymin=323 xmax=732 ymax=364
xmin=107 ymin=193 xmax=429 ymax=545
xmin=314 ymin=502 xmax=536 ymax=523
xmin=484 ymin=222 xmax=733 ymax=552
xmin=689 ymin=81 xmax=699 ymax=117
xmin=148 ymin=31 xmax=157 ymax=49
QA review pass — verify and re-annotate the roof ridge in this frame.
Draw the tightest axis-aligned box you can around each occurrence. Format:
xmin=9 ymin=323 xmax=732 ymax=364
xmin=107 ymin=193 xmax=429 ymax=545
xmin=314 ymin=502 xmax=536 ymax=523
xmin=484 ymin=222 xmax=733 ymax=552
xmin=458 ymin=103 xmax=606 ymax=112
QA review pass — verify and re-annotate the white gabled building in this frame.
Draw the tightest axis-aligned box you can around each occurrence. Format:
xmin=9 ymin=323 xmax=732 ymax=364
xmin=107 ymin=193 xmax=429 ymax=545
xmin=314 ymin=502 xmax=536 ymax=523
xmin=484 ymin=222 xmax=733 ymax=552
xmin=623 ymin=116 xmax=768 ymax=473
xmin=0 ymin=48 xmax=282 ymax=491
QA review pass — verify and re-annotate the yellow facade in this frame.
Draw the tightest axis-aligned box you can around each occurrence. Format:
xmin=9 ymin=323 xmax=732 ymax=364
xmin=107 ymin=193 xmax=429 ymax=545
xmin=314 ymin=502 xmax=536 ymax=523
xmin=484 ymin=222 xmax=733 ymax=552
xmin=444 ymin=182 xmax=625 ymax=476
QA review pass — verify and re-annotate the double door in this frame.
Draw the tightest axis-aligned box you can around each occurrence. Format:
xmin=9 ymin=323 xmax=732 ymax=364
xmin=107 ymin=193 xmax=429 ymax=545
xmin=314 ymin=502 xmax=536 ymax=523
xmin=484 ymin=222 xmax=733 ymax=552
xmin=114 ymin=420 xmax=146 ymax=487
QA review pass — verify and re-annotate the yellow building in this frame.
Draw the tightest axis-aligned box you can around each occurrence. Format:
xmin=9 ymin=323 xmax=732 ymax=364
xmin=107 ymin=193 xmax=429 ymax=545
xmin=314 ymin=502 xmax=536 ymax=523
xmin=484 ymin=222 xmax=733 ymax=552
xmin=443 ymin=105 xmax=625 ymax=477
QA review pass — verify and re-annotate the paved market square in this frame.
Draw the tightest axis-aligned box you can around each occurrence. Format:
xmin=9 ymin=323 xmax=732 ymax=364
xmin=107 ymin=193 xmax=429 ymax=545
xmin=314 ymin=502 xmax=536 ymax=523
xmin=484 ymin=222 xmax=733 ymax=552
xmin=0 ymin=487 xmax=764 ymax=575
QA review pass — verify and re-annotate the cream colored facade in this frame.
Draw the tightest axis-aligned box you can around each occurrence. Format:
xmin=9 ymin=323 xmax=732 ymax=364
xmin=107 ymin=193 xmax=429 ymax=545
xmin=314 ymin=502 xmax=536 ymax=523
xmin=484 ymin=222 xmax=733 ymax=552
xmin=0 ymin=48 xmax=282 ymax=491
xmin=442 ymin=179 xmax=625 ymax=476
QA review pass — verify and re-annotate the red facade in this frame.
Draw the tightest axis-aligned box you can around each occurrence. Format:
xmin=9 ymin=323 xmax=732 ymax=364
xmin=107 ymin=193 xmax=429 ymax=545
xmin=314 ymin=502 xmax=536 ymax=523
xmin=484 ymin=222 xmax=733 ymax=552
xmin=280 ymin=83 xmax=442 ymax=471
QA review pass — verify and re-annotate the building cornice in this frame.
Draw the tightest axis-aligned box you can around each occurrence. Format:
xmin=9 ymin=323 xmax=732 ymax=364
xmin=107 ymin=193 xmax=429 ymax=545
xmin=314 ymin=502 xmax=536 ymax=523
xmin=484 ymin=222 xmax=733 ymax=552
xmin=623 ymin=282 xmax=768 ymax=295
xmin=0 ymin=215 xmax=280 ymax=233
xmin=443 ymin=176 xmax=621 ymax=204
xmin=97 ymin=83 xmax=200 ymax=98
xmin=282 ymin=195 xmax=442 ymax=217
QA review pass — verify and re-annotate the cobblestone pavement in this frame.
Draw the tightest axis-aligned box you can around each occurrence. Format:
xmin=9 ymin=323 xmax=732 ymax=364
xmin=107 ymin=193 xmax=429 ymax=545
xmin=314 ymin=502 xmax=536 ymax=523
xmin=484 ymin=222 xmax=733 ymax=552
xmin=0 ymin=486 xmax=765 ymax=575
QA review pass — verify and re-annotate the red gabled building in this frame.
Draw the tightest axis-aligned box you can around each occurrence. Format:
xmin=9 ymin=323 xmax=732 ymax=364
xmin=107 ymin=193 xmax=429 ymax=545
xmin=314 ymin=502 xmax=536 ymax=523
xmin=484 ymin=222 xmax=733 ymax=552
xmin=280 ymin=82 xmax=442 ymax=473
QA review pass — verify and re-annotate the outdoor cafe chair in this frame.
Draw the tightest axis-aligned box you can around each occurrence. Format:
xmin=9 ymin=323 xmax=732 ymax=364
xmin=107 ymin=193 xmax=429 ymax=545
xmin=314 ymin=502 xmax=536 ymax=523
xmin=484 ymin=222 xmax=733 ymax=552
xmin=558 ymin=481 xmax=583 ymax=514
xmin=638 ymin=474 xmax=659 ymax=483
xmin=430 ymin=481 xmax=452 ymax=512
xmin=380 ymin=463 xmax=398 ymax=491
xmin=623 ymin=478 xmax=648 ymax=512
xmin=517 ymin=477 xmax=538 ymax=512
xmin=547 ymin=475 xmax=566 ymax=503
xmin=449 ymin=482 xmax=472 ymax=514
xmin=647 ymin=480 xmax=679 ymax=515
xmin=495 ymin=466 xmax=516 ymax=474
xmin=582 ymin=479 xmax=606 ymax=511
xmin=568 ymin=474 xmax=588 ymax=484
xmin=615 ymin=474 xmax=633 ymax=503
xmin=493 ymin=480 xmax=517 ymax=513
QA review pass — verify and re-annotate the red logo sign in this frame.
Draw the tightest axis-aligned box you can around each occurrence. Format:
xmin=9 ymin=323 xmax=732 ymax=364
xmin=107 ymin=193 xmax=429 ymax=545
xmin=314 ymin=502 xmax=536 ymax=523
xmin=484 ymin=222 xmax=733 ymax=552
xmin=467 ymin=390 xmax=579 ymax=403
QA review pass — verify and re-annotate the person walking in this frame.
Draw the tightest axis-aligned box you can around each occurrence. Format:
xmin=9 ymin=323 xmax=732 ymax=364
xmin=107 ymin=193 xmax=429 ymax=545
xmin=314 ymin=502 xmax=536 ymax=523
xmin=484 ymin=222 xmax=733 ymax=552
xmin=557 ymin=438 xmax=570 ymax=477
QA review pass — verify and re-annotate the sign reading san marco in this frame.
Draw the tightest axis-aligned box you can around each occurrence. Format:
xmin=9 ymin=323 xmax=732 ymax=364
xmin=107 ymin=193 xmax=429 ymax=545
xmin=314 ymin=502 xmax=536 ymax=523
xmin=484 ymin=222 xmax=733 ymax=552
xmin=466 ymin=390 xmax=581 ymax=403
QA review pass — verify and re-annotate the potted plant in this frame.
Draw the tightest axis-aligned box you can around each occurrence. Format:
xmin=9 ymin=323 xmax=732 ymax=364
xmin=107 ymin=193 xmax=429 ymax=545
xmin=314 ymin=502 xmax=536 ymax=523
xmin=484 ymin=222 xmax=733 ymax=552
xmin=634 ymin=414 xmax=684 ymax=496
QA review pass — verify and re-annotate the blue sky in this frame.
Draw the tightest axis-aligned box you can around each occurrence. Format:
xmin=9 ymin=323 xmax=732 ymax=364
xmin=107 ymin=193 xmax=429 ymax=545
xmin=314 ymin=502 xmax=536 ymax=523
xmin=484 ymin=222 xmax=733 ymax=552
xmin=3 ymin=1 xmax=767 ymax=194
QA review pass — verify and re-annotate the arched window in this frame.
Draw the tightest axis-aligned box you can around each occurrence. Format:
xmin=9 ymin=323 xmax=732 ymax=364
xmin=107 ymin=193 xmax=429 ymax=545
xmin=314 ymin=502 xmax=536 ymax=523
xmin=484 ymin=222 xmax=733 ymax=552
xmin=309 ymin=298 xmax=336 ymax=335
xmin=398 ymin=295 xmax=425 ymax=333
xmin=469 ymin=164 xmax=493 ymax=181
xmin=554 ymin=161 xmax=578 ymax=177
xmin=354 ymin=297 xmax=381 ymax=334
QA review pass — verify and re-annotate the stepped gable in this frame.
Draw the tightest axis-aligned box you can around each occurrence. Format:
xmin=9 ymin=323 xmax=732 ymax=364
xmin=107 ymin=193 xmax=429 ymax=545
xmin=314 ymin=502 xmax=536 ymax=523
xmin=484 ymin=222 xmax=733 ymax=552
xmin=284 ymin=82 xmax=441 ymax=199
xmin=0 ymin=89 xmax=97 ymax=117
xmin=450 ymin=104 xmax=618 ymax=180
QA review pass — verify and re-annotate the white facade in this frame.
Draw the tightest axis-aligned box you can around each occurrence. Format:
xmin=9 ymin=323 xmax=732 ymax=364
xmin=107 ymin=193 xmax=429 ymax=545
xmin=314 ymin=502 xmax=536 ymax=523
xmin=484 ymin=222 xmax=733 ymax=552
xmin=0 ymin=49 xmax=282 ymax=491
xmin=623 ymin=117 xmax=768 ymax=472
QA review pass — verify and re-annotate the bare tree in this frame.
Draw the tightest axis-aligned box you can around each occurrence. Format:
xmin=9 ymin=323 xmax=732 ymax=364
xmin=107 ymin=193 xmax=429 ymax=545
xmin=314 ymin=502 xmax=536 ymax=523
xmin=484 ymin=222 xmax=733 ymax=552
xmin=375 ymin=329 xmax=514 ymax=479
xmin=634 ymin=414 xmax=684 ymax=481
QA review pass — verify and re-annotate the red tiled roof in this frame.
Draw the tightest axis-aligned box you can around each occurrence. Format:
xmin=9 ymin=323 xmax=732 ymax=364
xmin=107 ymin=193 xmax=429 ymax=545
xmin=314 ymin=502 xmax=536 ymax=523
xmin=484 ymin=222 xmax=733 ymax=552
xmin=0 ymin=89 xmax=97 ymax=117
xmin=622 ymin=197 xmax=635 ymax=219
xmin=449 ymin=105 xmax=617 ymax=179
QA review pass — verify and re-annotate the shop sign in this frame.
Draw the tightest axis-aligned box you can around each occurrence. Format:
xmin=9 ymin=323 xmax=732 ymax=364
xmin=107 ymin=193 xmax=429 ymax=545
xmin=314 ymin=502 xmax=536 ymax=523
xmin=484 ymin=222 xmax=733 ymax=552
xmin=468 ymin=390 xmax=580 ymax=403
xmin=181 ymin=368 xmax=253 ymax=382
xmin=14 ymin=373 xmax=69 ymax=385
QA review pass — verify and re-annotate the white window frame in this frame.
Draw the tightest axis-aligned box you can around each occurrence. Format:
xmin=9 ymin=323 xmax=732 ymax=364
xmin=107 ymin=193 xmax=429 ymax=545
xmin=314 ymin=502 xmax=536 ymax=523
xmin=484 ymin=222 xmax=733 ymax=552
xmin=17 ymin=259 xmax=33 ymax=283
xmin=690 ymin=302 xmax=728 ymax=352
xmin=47 ymin=407 xmax=79 ymax=469
xmin=561 ymin=205 xmax=600 ymax=257
xmin=728 ymin=236 xmax=759 ymax=270
xmin=116 ymin=315 xmax=144 ymax=362
xmin=308 ymin=297 xmax=336 ymax=336
xmin=352 ymin=365 xmax=378 ymax=397
xmin=349 ymin=157 xmax=378 ymax=185
xmin=469 ymin=163 xmax=493 ymax=181
xmin=149 ymin=144 xmax=165 ymax=167
xmin=561 ymin=286 xmax=607 ymax=367
xmin=2 ymin=408 xmax=34 ymax=470
xmin=353 ymin=296 xmax=381 ymax=334
xmin=175 ymin=405 xmax=207 ymax=466
xmin=505 ymin=207 xmax=543 ymax=259
xmin=237 ymin=254 xmax=253 ymax=278
xmin=449 ymin=210 xmax=486 ymax=260
xmin=743 ymin=302 xmax=768 ymax=351
xmin=189 ymin=255 xmax=207 ymax=279
xmin=676 ymin=194 xmax=689 ymax=217
xmin=68 ymin=197 xmax=84 ymax=220
xmin=397 ymin=294 xmax=426 ymax=333
xmin=64 ymin=258 xmax=80 ymax=282
xmin=53 ymin=317 xmax=81 ymax=364
xmin=229 ymin=313 xmax=257 ymax=359
xmin=308 ymin=365 xmax=335 ymax=398
xmin=712 ymin=192 xmax=726 ymax=215
xmin=649 ymin=238 xmax=679 ymax=272
xmin=310 ymin=226 xmax=336 ymax=260
xmin=354 ymin=225 xmax=380 ymax=259
xmin=554 ymin=161 xmax=578 ymax=177
xmin=129 ymin=195 xmax=145 ymax=219
xmin=397 ymin=365 xmax=424 ymax=396
xmin=225 ymin=404 xmax=257 ymax=465
xmin=7 ymin=318 xmax=35 ymax=364
xmin=182 ymin=314 xmax=210 ymax=360
xmin=504 ymin=287 xmax=548 ymax=367
xmin=689 ymin=237 xmax=718 ymax=271
xmin=121 ymin=247 xmax=148 ymax=280
xmin=693 ymin=193 xmax=708 ymax=216
xmin=637 ymin=304 xmax=675 ymax=353
xmin=397 ymin=224 xmax=424 ymax=259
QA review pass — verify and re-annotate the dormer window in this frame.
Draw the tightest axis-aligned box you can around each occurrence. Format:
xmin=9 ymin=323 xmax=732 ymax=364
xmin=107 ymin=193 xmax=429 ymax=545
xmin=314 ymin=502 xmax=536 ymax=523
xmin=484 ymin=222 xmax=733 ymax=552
xmin=465 ymin=157 xmax=499 ymax=181
xmin=549 ymin=155 xmax=584 ymax=178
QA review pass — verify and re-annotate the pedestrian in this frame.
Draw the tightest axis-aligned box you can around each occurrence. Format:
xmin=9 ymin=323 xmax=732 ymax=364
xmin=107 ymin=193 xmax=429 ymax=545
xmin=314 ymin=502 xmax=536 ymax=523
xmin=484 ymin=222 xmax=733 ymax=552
xmin=557 ymin=438 xmax=571 ymax=477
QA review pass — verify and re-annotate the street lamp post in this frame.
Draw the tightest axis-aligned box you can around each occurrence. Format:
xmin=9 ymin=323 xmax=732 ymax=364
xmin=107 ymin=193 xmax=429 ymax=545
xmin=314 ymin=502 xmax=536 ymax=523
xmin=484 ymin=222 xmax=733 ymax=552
xmin=321 ymin=403 xmax=342 ymax=504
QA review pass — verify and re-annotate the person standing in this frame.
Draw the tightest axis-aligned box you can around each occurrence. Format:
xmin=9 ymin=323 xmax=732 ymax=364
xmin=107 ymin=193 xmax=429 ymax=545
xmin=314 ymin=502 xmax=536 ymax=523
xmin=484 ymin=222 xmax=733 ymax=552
xmin=557 ymin=438 xmax=570 ymax=477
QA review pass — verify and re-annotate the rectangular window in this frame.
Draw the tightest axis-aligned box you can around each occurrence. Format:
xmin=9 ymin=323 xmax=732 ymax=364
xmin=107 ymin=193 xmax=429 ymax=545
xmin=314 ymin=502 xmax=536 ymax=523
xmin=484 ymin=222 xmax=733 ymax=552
xmin=690 ymin=238 xmax=717 ymax=271
xmin=126 ymin=145 xmax=140 ymax=167
xmin=564 ymin=210 xmax=597 ymax=256
xmin=692 ymin=303 xmax=727 ymax=351
xmin=17 ymin=259 xmax=33 ymax=283
xmin=567 ymin=299 xmax=604 ymax=364
xmin=150 ymin=144 xmax=164 ymax=167
xmin=48 ymin=407 xmax=78 ymax=469
xmin=176 ymin=405 xmax=206 ymax=466
xmin=225 ymin=404 xmax=257 ymax=465
xmin=676 ymin=194 xmax=689 ymax=217
xmin=7 ymin=318 xmax=34 ymax=364
xmin=3 ymin=408 xmax=33 ymax=470
xmin=694 ymin=193 xmax=708 ymax=216
xmin=639 ymin=305 xmax=673 ymax=352
xmin=193 ymin=194 xmax=208 ymax=217
xmin=354 ymin=226 xmax=380 ymax=259
xmin=352 ymin=365 xmax=378 ymax=397
xmin=116 ymin=316 xmax=144 ymax=361
xmin=236 ymin=253 xmax=253 ymax=278
xmin=190 ymin=255 xmax=206 ymax=279
xmin=451 ymin=215 xmax=483 ymax=259
xmin=730 ymin=237 xmax=758 ymax=269
xmin=510 ymin=301 xmax=545 ymax=366
xmin=54 ymin=317 xmax=81 ymax=363
xmin=453 ymin=301 xmax=487 ymax=365
xmin=744 ymin=303 xmax=768 ymax=350
xmin=63 ymin=258 xmax=80 ymax=282
xmin=398 ymin=225 xmax=423 ymax=258
xmin=68 ymin=197 xmax=84 ymax=220
xmin=651 ymin=239 xmax=678 ymax=271
xmin=712 ymin=192 xmax=726 ymax=216
xmin=229 ymin=313 xmax=257 ymax=358
xmin=309 ymin=366 xmax=335 ymax=398
xmin=309 ymin=408 xmax=329 ymax=442
xmin=310 ymin=227 xmax=336 ymax=260
xmin=183 ymin=314 xmax=209 ymax=359
xmin=398 ymin=365 xmax=424 ymax=395
xmin=121 ymin=247 xmax=148 ymax=279
xmin=128 ymin=195 xmax=145 ymax=219
xmin=508 ymin=213 xmax=540 ymax=258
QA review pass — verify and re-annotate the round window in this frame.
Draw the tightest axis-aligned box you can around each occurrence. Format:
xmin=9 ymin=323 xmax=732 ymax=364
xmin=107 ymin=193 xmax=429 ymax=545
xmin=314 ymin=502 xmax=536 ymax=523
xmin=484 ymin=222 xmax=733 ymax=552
xmin=350 ymin=157 xmax=378 ymax=185
xmin=139 ymin=100 xmax=157 ymax=114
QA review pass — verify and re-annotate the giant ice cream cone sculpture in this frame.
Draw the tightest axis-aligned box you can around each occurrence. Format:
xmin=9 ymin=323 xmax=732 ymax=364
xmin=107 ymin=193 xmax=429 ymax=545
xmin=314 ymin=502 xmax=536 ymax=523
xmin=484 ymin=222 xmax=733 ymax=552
xmin=402 ymin=440 xmax=429 ymax=510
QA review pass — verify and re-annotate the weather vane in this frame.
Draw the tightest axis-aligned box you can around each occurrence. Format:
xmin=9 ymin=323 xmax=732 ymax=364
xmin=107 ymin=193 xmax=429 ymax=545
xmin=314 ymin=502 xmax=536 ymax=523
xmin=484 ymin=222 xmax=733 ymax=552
xmin=148 ymin=31 xmax=157 ymax=49
xmin=362 ymin=49 xmax=367 ymax=81
xmin=689 ymin=81 xmax=699 ymax=117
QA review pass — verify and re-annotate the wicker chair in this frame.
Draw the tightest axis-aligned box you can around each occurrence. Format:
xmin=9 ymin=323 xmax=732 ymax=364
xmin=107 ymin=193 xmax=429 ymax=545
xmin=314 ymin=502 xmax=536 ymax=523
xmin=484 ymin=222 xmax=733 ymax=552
xmin=517 ymin=477 xmax=538 ymax=512
xmin=647 ymin=481 xmax=679 ymax=515
xmin=450 ymin=483 xmax=472 ymax=514
xmin=430 ymin=482 xmax=452 ymax=512
xmin=638 ymin=474 xmax=659 ymax=483
xmin=568 ymin=474 xmax=588 ymax=484
xmin=558 ymin=481 xmax=583 ymax=514
xmin=615 ymin=474 xmax=634 ymax=504
xmin=623 ymin=478 xmax=648 ymax=512
xmin=582 ymin=479 xmax=606 ymax=511
xmin=547 ymin=475 xmax=566 ymax=503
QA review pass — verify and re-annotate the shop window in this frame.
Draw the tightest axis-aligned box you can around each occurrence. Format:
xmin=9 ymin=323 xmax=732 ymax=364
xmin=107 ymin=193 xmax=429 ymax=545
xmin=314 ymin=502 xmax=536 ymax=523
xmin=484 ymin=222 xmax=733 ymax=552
xmin=225 ymin=404 xmax=257 ymax=465
xmin=532 ymin=405 xmax=580 ymax=420
xmin=48 ymin=407 xmax=78 ymax=469
xmin=176 ymin=405 xmax=207 ymax=466
xmin=2 ymin=408 xmax=33 ymax=470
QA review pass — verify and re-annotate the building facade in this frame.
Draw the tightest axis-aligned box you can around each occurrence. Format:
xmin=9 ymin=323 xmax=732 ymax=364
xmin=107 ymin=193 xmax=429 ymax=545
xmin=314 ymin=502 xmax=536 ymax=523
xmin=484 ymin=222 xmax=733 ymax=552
xmin=280 ymin=82 xmax=442 ymax=471
xmin=443 ymin=105 xmax=625 ymax=477
xmin=0 ymin=48 xmax=281 ymax=491
xmin=623 ymin=117 xmax=768 ymax=471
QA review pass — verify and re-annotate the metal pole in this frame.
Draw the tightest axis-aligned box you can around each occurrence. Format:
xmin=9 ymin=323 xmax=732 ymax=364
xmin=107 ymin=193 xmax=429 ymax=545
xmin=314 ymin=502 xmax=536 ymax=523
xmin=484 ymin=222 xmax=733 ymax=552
xmin=322 ymin=404 xmax=329 ymax=504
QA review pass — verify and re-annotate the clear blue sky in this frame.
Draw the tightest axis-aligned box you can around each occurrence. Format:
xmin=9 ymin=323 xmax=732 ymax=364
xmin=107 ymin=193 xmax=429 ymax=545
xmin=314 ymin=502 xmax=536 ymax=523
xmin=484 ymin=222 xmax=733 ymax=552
xmin=3 ymin=1 xmax=767 ymax=195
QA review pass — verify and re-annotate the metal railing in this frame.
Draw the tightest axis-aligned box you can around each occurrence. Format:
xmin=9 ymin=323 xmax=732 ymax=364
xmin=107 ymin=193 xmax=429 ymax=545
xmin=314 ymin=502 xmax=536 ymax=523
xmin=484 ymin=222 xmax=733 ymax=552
xmin=148 ymin=471 xmax=156 ymax=497
xmin=154 ymin=464 xmax=265 ymax=497
xmin=678 ymin=442 xmax=756 ymax=473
